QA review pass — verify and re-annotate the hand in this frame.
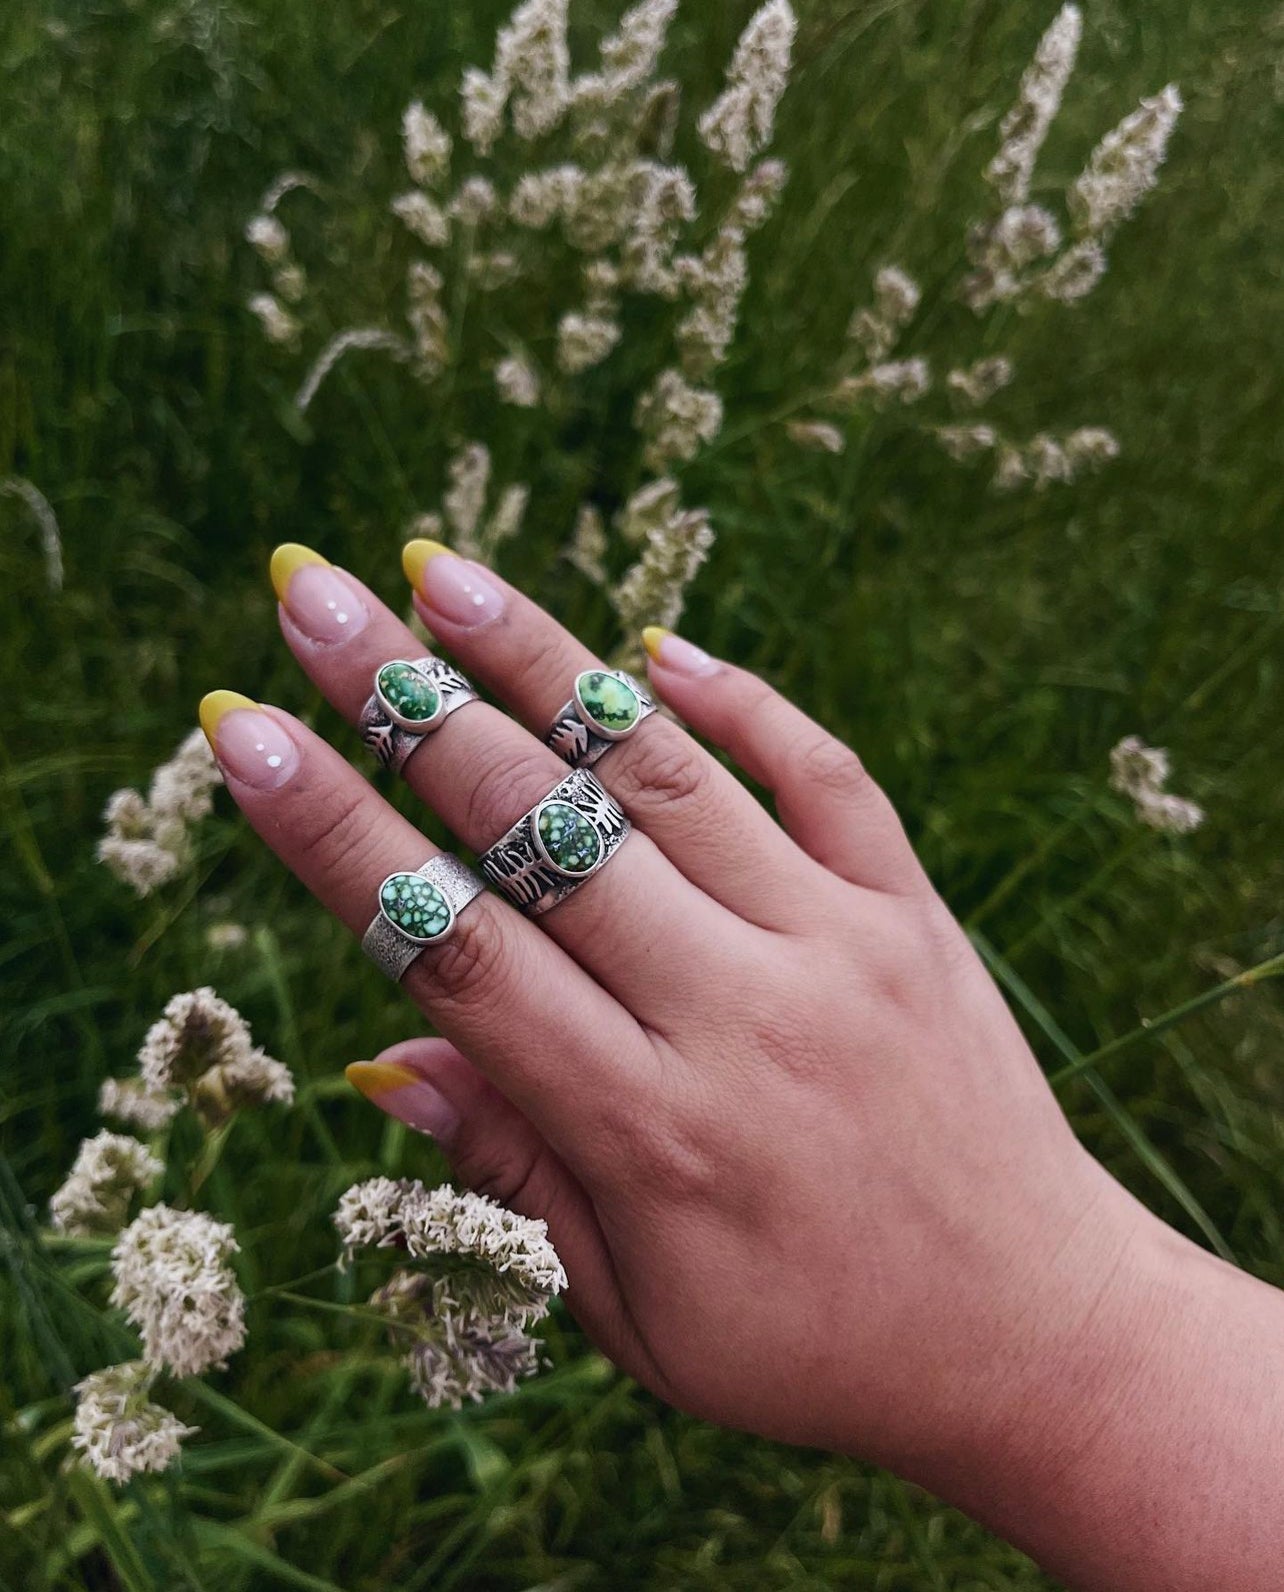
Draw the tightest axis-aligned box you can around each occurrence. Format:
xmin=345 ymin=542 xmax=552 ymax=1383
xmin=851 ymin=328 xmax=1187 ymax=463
xmin=201 ymin=540 xmax=1284 ymax=1590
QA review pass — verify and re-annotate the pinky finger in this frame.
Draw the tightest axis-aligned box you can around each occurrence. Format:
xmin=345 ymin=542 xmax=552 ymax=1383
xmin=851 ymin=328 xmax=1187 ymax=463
xmin=346 ymin=1041 xmax=653 ymax=1381
xmin=641 ymin=628 xmax=924 ymax=896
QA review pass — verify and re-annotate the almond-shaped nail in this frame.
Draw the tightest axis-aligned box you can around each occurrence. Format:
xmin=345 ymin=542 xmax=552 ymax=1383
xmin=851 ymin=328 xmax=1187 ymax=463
xmin=642 ymin=626 xmax=722 ymax=677
xmin=403 ymin=539 xmax=505 ymax=628
xmin=346 ymin=1060 xmax=462 ymax=1143
xmin=199 ymin=693 xmax=299 ymax=789
xmin=270 ymin=543 xmax=369 ymax=645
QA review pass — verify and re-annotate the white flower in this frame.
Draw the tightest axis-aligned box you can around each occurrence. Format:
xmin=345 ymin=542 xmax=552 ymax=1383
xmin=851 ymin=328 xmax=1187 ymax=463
xmin=947 ymin=356 xmax=1015 ymax=408
xmin=786 ymin=420 xmax=845 ymax=455
xmin=509 ymin=165 xmax=582 ymax=228
xmin=99 ymin=1076 xmax=182 ymax=1133
xmin=635 ymin=369 xmax=724 ymax=470
xmin=273 ymin=262 xmax=307 ymax=303
xmin=335 ymin=1179 xmax=567 ymax=1320
xmin=593 ymin=0 xmax=677 ymax=98
xmin=50 ymin=1132 xmax=163 ymax=1238
xmin=935 ymin=423 xmax=1000 ymax=462
xmin=557 ymin=311 xmax=622 ymax=374
xmin=499 ymin=0 xmax=571 ymax=140
xmin=407 ymin=263 xmax=449 ymax=375
xmin=1069 ymin=85 xmax=1183 ymax=238
xmin=72 ymin=1362 xmax=196 ymax=1485
xmin=486 ymin=484 xmax=530 ymax=552
xmin=698 ymin=0 xmax=797 ymax=173
xmin=567 ymin=503 xmax=609 ymax=585
xmin=391 ymin=191 xmax=449 ymax=248
xmin=848 ymin=264 xmax=922 ymax=362
xmin=136 ymin=987 xmax=292 ymax=1126
xmin=1109 ymin=736 xmax=1205 ymax=834
xmin=403 ymin=101 xmax=452 ymax=187
xmin=611 ymin=479 xmax=715 ymax=634
xmin=111 ymin=1205 xmax=246 ymax=1378
xmin=1036 ymin=238 xmax=1107 ymax=303
xmin=245 ymin=213 xmax=289 ymax=264
xmin=1064 ymin=426 xmax=1120 ymax=468
xmin=985 ymin=4 xmax=1082 ymax=205
xmin=449 ymin=176 xmax=500 ymax=226
xmin=443 ymin=443 xmax=493 ymax=548
xmin=246 ymin=293 xmax=301 ymax=349
xmin=495 ymin=354 xmax=541 ymax=407
xmin=834 ymin=358 xmax=932 ymax=408
xmin=97 ymin=730 xmax=222 ymax=897
xmin=461 ymin=68 xmax=509 ymax=157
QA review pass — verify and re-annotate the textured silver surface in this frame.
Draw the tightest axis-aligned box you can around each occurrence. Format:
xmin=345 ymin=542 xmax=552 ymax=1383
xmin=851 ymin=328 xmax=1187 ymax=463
xmin=478 ymin=768 xmax=630 ymax=917
xmin=362 ymin=854 xmax=486 ymax=982
xmin=358 ymin=656 xmax=479 ymax=775
xmin=544 ymin=670 xmax=656 ymax=768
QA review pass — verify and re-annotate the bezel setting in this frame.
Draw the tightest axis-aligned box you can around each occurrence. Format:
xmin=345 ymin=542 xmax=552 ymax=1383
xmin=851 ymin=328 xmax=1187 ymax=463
xmin=373 ymin=660 xmax=446 ymax=734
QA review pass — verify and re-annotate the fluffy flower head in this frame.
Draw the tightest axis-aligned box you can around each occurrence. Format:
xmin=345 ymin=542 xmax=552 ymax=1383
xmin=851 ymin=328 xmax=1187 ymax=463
xmin=111 ymin=1205 xmax=246 ymax=1377
xmin=72 ymin=1362 xmax=196 ymax=1485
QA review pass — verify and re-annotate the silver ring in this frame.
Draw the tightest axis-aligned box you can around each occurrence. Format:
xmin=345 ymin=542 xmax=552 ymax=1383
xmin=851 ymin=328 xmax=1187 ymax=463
xmin=358 ymin=657 xmax=479 ymax=775
xmin=362 ymin=855 xmax=486 ymax=981
xmin=545 ymin=670 xmax=656 ymax=768
xmin=478 ymin=769 xmax=630 ymax=917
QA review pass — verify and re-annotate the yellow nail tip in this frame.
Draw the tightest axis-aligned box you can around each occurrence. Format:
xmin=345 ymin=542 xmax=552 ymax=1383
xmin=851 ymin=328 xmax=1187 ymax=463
xmin=198 ymin=690 xmax=259 ymax=742
xmin=345 ymin=1060 xmax=421 ymax=1101
xmin=269 ymin=542 xmax=329 ymax=601
xmin=641 ymin=626 xmax=672 ymax=661
xmin=402 ymin=538 xmax=452 ymax=589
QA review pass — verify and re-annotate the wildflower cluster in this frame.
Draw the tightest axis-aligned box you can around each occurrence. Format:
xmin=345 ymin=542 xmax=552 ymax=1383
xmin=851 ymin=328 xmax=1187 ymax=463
xmin=247 ymin=0 xmax=797 ymax=645
xmin=51 ymin=989 xmax=290 ymax=1483
xmin=1109 ymin=736 xmax=1206 ymax=835
xmin=335 ymin=1178 xmax=567 ymax=1409
xmin=97 ymin=728 xmax=221 ymax=896
xmin=781 ymin=4 xmax=1181 ymax=495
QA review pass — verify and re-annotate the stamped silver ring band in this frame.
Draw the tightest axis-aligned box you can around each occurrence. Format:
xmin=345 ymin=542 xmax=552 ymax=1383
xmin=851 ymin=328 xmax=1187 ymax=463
xmin=358 ymin=657 xmax=479 ymax=775
xmin=478 ymin=768 xmax=630 ymax=917
xmin=545 ymin=669 xmax=656 ymax=768
xmin=362 ymin=854 xmax=486 ymax=982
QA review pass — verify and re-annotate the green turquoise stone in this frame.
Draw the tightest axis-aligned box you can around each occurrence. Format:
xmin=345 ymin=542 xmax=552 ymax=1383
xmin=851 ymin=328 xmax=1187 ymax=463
xmin=536 ymin=802 xmax=603 ymax=875
xmin=380 ymin=873 xmax=453 ymax=941
xmin=576 ymin=671 xmax=641 ymax=735
xmin=377 ymin=662 xmax=441 ymax=725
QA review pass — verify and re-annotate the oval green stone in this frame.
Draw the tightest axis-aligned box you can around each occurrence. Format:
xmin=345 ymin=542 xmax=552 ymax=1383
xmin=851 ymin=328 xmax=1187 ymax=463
xmin=536 ymin=801 xmax=603 ymax=876
xmin=576 ymin=671 xmax=641 ymax=735
xmin=377 ymin=662 xmax=441 ymax=725
xmin=380 ymin=873 xmax=453 ymax=941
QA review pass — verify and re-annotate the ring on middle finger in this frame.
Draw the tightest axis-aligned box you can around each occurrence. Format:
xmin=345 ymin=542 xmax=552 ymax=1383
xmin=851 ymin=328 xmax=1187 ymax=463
xmin=358 ymin=656 xmax=479 ymax=775
xmin=479 ymin=768 xmax=631 ymax=917
xmin=544 ymin=669 xmax=656 ymax=768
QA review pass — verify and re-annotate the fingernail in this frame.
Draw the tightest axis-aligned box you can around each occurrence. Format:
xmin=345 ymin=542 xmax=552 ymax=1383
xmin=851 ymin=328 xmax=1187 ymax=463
xmin=403 ymin=539 xmax=505 ymax=628
xmin=642 ymin=626 xmax=721 ymax=677
xmin=270 ymin=543 xmax=369 ymax=644
xmin=345 ymin=1060 xmax=462 ymax=1143
xmin=199 ymin=693 xmax=299 ymax=789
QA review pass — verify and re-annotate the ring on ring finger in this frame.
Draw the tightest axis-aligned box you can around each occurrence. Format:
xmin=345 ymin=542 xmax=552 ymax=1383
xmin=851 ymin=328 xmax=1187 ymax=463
xmin=478 ymin=768 xmax=630 ymax=917
xmin=362 ymin=853 xmax=486 ymax=981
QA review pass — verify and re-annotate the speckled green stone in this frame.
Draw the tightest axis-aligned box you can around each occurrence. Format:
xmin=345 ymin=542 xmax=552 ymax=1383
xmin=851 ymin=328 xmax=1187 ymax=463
xmin=576 ymin=671 xmax=641 ymax=734
xmin=380 ymin=873 xmax=453 ymax=941
xmin=377 ymin=662 xmax=441 ymax=724
xmin=536 ymin=802 xmax=603 ymax=875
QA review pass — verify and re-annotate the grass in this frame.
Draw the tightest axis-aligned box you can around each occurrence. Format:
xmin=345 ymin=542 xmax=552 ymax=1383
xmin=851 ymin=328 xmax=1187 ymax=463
xmin=2 ymin=0 xmax=1283 ymax=1585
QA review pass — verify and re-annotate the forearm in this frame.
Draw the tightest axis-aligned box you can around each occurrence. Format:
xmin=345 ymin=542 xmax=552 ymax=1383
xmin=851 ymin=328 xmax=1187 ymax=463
xmin=944 ymin=1188 xmax=1284 ymax=1589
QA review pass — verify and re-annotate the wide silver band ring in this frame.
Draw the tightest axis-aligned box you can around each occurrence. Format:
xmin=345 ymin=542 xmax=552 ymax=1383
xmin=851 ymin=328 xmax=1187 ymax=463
xmin=358 ymin=657 xmax=479 ymax=775
xmin=544 ymin=669 xmax=656 ymax=768
xmin=478 ymin=769 xmax=630 ymax=917
xmin=362 ymin=855 xmax=486 ymax=981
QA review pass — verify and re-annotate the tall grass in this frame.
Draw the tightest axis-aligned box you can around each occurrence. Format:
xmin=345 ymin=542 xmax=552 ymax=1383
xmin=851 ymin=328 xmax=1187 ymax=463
xmin=2 ymin=0 xmax=1282 ymax=1585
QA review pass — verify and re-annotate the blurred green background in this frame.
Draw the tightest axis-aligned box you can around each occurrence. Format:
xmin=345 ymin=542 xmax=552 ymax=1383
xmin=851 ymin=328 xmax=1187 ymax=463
xmin=2 ymin=0 xmax=1282 ymax=1585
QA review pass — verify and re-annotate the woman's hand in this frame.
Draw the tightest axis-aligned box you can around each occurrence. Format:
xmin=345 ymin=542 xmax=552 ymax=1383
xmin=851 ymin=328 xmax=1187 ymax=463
xmin=200 ymin=540 xmax=1284 ymax=1590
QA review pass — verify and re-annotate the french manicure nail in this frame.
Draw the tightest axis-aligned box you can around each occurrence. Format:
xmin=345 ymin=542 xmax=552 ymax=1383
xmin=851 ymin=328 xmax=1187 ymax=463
xmin=198 ymin=693 xmax=300 ymax=790
xmin=642 ymin=626 xmax=722 ymax=677
xmin=269 ymin=543 xmax=369 ymax=645
xmin=345 ymin=1060 xmax=462 ymax=1143
xmin=402 ymin=539 xmax=505 ymax=628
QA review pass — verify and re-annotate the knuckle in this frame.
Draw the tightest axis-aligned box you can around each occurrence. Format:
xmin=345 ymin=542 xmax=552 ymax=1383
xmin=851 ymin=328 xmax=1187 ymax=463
xmin=614 ymin=727 xmax=709 ymax=811
xmin=410 ymin=903 xmax=512 ymax=1013
xmin=293 ymin=783 xmax=377 ymax=875
xmin=459 ymin=742 xmax=562 ymax=846
xmin=795 ymin=735 xmax=870 ymax=804
xmin=456 ymin=1134 xmax=545 ymax=1212
xmin=512 ymin=627 xmax=576 ymax=707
